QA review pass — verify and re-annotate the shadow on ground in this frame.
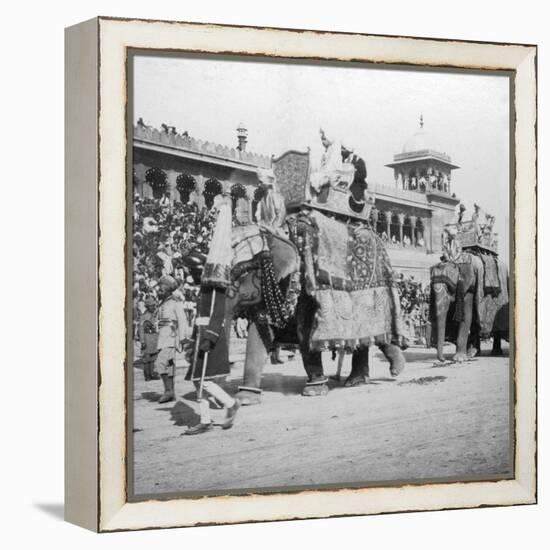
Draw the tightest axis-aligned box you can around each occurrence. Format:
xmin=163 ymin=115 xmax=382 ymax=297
xmin=33 ymin=503 xmax=64 ymax=521
xmin=156 ymin=401 xmax=200 ymax=427
xmin=141 ymin=391 xmax=162 ymax=403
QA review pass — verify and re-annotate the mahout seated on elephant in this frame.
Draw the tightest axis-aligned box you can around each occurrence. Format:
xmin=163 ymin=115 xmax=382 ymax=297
xmin=226 ymin=209 xmax=408 ymax=405
xmin=429 ymin=249 xmax=509 ymax=363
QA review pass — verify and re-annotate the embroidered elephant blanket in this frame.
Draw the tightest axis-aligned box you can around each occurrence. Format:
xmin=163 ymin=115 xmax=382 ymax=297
xmin=294 ymin=210 xmax=407 ymax=350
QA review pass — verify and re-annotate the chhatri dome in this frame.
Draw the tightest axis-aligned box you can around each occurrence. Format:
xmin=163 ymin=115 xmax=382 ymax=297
xmin=386 ymin=114 xmax=459 ymax=194
xmin=401 ymin=114 xmax=436 ymax=154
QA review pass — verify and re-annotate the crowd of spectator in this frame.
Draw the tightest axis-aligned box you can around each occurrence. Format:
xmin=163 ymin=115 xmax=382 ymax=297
xmin=132 ymin=193 xmax=217 ymax=334
xmin=132 ymin=193 xmax=431 ymax=347
xmin=380 ymin=231 xmax=426 ymax=248
xmin=132 ymin=193 xmax=252 ymax=342
xmin=395 ymin=274 xmax=431 ymax=344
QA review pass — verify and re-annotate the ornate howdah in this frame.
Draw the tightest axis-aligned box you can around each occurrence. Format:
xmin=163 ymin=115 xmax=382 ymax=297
xmin=444 ymin=220 xmax=498 ymax=255
xmin=272 ymin=150 xmax=311 ymax=210
xmin=272 ymin=149 xmax=373 ymax=223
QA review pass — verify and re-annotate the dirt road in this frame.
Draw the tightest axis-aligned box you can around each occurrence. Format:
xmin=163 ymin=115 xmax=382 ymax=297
xmin=131 ymin=341 xmax=512 ymax=497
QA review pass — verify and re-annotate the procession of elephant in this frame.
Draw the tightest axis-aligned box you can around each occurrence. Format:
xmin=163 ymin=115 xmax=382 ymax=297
xmin=132 ymin=148 xmax=511 ymax=492
xmin=221 ymin=206 xmax=509 ymax=405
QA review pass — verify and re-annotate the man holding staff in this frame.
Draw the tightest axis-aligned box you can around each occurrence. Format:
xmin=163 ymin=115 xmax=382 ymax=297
xmin=184 ymin=195 xmax=240 ymax=435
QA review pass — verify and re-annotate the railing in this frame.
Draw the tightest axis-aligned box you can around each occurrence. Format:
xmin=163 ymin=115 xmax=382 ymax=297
xmin=393 ymin=149 xmax=452 ymax=163
xmin=134 ymin=124 xmax=272 ymax=169
xmin=369 ymin=182 xmax=431 ymax=203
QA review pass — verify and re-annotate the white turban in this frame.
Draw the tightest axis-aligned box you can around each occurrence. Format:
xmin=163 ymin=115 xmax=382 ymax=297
xmin=257 ymin=168 xmax=276 ymax=185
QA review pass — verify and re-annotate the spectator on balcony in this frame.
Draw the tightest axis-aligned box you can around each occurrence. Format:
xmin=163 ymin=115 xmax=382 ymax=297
xmin=159 ymin=191 xmax=171 ymax=209
xmin=142 ymin=210 xmax=159 ymax=234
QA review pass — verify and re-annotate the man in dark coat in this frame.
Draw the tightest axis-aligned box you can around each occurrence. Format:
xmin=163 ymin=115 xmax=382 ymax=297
xmin=183 ymin=196 xmax=240 ymax=435
xmin=341 ymin=145 xmax=368 ymax=214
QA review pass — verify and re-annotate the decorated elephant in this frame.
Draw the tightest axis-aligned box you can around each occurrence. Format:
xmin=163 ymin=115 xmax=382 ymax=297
xmin=430 ymin=250 xmax=509 ymax=363
xmin=226 ymin=208 xmax=407 ymax=405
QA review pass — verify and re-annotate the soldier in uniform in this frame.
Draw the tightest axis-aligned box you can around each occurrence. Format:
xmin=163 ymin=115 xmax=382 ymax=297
xmin=341 ymin=144 xmax=368 ymax=214
xmin=138 ymin=295 xmax=159 ymax=382
xmin=154 ymin=275 xmax=192 ymax=403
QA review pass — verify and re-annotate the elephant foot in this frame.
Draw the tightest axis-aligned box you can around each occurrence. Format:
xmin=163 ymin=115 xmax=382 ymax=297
xmin=236 ymin=386 xmax=262 ymax=406
xmin=467 ymin=346 xmax=479 ymax=359
xmin=302 ymin=378 xmax=329 ymax=397
xmin=379 ymin=344 xmax=406 ymax=378
xmin=452 ymin=353 xmax=468 ymax=363
xmin=344 ymin=374 xmax=368 ymax=387
xmin=329 ymin=374 xmax=341 ymax=382
xmin=390 ymin=363 xmax=405 ymax=378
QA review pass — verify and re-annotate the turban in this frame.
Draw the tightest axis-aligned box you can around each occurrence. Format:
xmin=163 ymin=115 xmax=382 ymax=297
xmin=257 ymin=168 xmax=276 ymax=186
xmin=341 ymin=142 xmax=354 ymax=153
xmin=158 ymin=275 xmax=179 ymax=292
xmin=144 ymin=295 xmax=157 ymax=307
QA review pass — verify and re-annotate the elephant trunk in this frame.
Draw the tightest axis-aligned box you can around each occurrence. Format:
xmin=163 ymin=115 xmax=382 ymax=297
xmin=432 ymin=282 xmax=451 ymax=362
xmin=436 ymin=309 xmax=447 ymax=362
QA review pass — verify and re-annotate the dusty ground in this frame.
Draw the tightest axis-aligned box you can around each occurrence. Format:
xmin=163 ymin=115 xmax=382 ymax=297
xmin=132 ymin=340 xmax=512 ymax=497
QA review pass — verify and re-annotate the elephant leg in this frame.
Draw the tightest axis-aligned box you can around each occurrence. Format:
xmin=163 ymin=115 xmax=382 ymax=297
xmin=453 ymin=292 xmax=474 ymax=362
xmin=330 ymin=349 xmax=345 ymax=381
xmin=491 ymin=333 xmax=503 ymax=356
xmin=236 ymin=322 xmax=268 ymax=406
xmin=270 ymin=344 xmax=284 ymax=364
xmin=378 ymin=343 xmax=406 ymax=377
xmin=296 ymin=296 xmax=328 ymax=396
xmin=467 ymin=332 xmax=480 ymax=358
xmin=344 ymin=347 xmax=369 ymax=387
xmin=300 ymin=346 xmax=328 ymax=397
xmin=432 ymin=283 xmax=451 ymax=362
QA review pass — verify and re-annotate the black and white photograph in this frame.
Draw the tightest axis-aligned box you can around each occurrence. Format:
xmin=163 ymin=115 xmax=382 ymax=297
xmin=3 ymin=0 xmax=544 ymax=544
xmin=129 ymin=52 xmax=513 ymax=498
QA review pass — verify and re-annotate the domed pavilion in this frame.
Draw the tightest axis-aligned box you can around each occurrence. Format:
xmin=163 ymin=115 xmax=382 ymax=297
xmin=365 ymin=115 xmax=461 ymax=282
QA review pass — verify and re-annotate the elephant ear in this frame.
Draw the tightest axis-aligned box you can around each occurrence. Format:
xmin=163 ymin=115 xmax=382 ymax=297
xmin=268 ymin=234 xmax=300 ymax=282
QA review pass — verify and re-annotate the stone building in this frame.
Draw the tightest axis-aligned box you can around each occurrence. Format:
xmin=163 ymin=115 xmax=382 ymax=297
xmin=374 ymin=115 xmax=461 ymax=281
xmin=133 ymin=116 xmax=461 ymax=282
xmin=133 ymin=120 xmax=271 ymax=213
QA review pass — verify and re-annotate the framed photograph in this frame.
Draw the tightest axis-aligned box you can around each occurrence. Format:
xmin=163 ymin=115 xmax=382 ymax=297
xmin=65 ymin=17 xmax=537 ymax=532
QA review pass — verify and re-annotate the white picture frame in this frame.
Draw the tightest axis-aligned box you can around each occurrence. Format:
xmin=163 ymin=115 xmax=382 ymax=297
xmin=65 ymin=16 xmax=537 ymax=532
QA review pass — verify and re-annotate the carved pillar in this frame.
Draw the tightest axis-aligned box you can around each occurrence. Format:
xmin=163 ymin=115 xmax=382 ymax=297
xmin=397 ymin=213 xmax=405 ymax=245
xmin=370 ymin=207 xmax=378 ymax=230
xmin=196 ymin=174 xmax=205 ymax=209
xmin=384 ymin=210 xmax=392 ymax=238
xmin=166 ymin=171 xmax=177 ymax=205
xmin=425 ymin=216 xmax=433 ymax=253
xmin=409 ymin=215 xmax=417 ymax=246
